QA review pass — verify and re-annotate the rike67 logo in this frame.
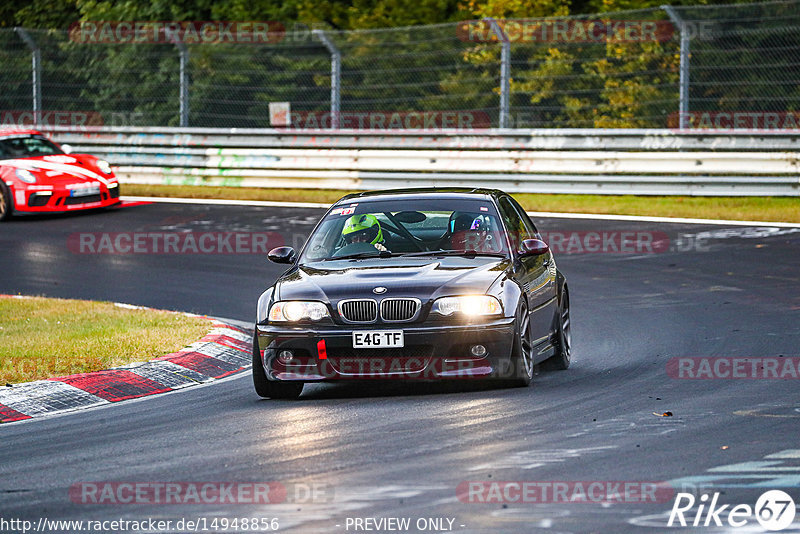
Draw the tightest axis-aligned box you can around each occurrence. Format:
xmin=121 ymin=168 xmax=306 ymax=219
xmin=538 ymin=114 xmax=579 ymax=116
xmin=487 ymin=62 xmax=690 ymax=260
xmin=668 ymin=490 xmax=796 ymax=530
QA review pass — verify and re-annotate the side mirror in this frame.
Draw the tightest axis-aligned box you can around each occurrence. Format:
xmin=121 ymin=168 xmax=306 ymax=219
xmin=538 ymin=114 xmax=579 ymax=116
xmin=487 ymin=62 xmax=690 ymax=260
xmin=519 ymin=238 xmax=549 ymax=257
xmin=60 ymin=143 xmax=73 ymax=154
xmin=268 ymin=246 xmax=297 ymax=264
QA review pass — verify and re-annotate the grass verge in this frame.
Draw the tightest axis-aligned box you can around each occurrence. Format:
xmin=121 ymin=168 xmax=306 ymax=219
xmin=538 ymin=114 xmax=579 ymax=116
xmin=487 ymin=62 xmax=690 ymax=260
xmin=123 ymin=184 xmax=800 ymax=223
xmin=124 ymin=184 xmax=357 ymax=205
xmin=0 ymin=296 xmax=211 ymax=385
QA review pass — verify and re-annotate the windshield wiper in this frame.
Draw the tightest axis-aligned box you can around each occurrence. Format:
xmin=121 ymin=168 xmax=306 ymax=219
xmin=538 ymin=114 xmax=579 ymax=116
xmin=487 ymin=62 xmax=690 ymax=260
xmin=321 ymin=250 xmax=395 ymax=261
xmin=397 ymin=249 xmax=507 ymax=258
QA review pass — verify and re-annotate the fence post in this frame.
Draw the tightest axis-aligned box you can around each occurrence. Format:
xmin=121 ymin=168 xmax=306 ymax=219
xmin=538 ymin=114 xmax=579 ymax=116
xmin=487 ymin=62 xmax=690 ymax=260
xmin=166 ymin=28 xmax=190 ymax=127
xmin=313 ymin=29 xmax=341 ymax=129
xmin=14 ymin=28 xmax=42 ymax=126
xmin=484 ymin=18 xmax=510 ymax=129
xmin=662 ymin=5 xmax=689 ymax=129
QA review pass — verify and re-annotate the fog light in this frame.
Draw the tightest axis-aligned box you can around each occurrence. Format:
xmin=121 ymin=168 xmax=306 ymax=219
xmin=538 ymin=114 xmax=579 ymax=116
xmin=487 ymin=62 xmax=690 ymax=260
xmin=278 ymin=350 xmax=294 ymax=363
xmin=470 ymin=344 xmax=487 ymax=357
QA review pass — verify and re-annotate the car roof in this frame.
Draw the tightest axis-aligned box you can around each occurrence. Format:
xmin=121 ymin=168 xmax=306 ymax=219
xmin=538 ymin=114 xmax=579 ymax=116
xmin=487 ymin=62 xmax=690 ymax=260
xmin=0 ymin=128 xmax=43 ymax=138
xmin=334 ymin=188 xmax=504 ymax=205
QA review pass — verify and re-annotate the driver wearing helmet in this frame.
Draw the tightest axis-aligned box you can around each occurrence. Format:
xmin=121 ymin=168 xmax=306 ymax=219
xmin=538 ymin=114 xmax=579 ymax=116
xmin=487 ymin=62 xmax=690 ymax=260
xmin=449 ymin=212 xmax=493 ymax=251
xmin=342 ymin=214 xmax=388 ymax=251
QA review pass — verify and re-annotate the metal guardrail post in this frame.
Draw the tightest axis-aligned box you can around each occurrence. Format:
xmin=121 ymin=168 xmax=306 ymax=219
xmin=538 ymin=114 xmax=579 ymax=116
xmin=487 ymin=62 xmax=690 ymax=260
xmin=14 ymin=27 xmax=42 ymax=126
xmin=178 ymin=44 xmax=189 ymax=128
xmin=662 ymin=5 xmax=690 ymax=130
xmin=484 ymin=18 xmax=510 ymax=129
xmin=166 ymin=28 xmax=190 ymax=127
xmin=313 ymin=30 xmax=341 ymax=129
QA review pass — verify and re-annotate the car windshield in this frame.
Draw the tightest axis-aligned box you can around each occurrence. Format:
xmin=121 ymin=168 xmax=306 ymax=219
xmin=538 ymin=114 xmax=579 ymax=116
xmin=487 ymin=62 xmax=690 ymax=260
xmin=0 ymin=135 xmax=64 ymax=159
xmin=299 ymin=197 xmax=510 ymax=262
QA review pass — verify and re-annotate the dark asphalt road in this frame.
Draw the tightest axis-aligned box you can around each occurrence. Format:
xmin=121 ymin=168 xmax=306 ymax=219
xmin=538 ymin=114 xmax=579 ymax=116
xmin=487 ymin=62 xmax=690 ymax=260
xmin=1 ymin=201 xmax=799 ymax=533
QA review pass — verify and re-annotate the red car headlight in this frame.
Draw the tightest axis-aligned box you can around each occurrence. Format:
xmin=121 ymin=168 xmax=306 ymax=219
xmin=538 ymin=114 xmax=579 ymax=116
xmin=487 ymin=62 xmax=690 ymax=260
xmin=95 ymin=160 xmax=113 ymax=175
xmin=15 ymin=168 xmax=37 ymax=184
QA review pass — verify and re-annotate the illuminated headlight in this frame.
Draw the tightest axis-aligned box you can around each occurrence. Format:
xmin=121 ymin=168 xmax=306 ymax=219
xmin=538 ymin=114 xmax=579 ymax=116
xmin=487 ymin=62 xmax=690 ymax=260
xmin=15 ymin=168 xmax=36 ymax=184
xmin=431 ymin=295 xmax=502 ymax=317
xmin=96 ymin=160 xmax=113 ymax=175
xmin=108 ymin=182 xmax=119 ymax=188
xmin=268 ymin=301 xmax=329 ymax=323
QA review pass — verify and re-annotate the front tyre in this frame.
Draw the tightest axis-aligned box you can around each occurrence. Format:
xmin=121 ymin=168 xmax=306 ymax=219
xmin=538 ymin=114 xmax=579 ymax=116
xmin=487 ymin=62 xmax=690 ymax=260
xmin=252 ymin=331 xmax=304 ymax=399
xmin=0 ymin=181 xmax=13 ymax=221
xmin=543 ymin=286 xmax=571 ymax=371
xmin=507 ymin=299 xmax=534 ymax=387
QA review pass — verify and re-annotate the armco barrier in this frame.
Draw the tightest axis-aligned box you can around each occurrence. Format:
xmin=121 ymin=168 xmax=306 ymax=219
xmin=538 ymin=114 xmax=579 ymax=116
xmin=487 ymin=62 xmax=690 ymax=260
xmin=42 ymin=127 xmax=800 ymax=196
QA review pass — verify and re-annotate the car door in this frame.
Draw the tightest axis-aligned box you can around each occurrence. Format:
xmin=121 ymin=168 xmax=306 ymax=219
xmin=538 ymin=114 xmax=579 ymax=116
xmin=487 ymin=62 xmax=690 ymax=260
xmin=497 ymin=196 xmax=558 ymax=356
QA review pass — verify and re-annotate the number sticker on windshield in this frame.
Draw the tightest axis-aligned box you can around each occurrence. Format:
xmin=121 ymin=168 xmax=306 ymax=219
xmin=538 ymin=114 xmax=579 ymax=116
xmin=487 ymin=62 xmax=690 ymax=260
xmin=331 ymin=205 xmax=357 ymax=216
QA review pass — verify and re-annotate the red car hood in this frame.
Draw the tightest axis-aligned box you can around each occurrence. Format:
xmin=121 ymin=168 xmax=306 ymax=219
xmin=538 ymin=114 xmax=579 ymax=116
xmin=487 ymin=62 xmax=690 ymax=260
xmin=2 ymin=155 xmax=113 ymax=186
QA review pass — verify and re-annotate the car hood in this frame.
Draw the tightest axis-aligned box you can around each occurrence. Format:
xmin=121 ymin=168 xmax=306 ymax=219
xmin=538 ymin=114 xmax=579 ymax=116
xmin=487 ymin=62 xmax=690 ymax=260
xmin=1 ymin=155 xmax=113 ymax=186
xmin=276 ymin=256 xmax=509 ymax=303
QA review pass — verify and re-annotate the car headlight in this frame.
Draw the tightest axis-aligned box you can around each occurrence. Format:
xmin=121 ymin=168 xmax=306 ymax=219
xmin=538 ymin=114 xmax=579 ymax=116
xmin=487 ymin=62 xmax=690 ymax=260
xmin=96 ymin=160 xmax=113 ymax=175
xmin=268 ymin=301 xmax=330 ymax=323
xmin=431 ymin=295 xmax=502 ymax=317
xmin=15 ymin=168 xmax=36 ymax=184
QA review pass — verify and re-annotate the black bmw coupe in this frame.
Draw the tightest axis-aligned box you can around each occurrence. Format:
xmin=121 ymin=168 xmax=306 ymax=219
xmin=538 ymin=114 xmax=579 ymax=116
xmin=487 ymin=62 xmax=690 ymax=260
xmin=253 ymin=188 xmax=571 ymax=399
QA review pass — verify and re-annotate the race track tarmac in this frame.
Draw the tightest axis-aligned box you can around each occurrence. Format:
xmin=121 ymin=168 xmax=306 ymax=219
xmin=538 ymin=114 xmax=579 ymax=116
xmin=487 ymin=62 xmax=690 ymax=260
xmin=1 ymin=201 xmax=799 ymax=533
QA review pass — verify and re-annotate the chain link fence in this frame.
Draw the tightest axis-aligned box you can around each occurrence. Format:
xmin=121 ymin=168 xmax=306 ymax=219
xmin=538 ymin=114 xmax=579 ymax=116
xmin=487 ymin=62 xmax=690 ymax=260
xmin=1 ymin=0 xmax=799 ymax=130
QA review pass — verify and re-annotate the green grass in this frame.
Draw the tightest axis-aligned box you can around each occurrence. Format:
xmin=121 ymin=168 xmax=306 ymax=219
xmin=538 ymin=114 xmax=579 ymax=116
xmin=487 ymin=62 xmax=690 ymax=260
xmin=124 ymin=184 xmax=800 ymax=223
xmin=512 ymin=194 xmax=800 ymax=223
xmin=124 ymin=184 xmax=357 ymax=205
xmin=0 ymin=296 xmax=211 ymax=384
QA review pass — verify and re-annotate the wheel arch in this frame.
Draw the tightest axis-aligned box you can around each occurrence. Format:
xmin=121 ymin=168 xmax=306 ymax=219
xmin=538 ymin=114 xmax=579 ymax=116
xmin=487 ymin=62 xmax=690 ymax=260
xmin=256 ymin=287 xmax=275 ymax=325
xmin=490 ymin=274 xmax=525 ymax=320
xmin=0 ymin=178 xmax=15 ymax=220
xmin=548 ymin=271 xmax=568 ymax=333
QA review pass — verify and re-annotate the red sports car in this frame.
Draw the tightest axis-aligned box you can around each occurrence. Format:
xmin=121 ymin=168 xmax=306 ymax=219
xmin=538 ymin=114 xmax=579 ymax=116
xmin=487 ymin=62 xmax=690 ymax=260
xmin=0 ymin=129 xmax=120 ymax=221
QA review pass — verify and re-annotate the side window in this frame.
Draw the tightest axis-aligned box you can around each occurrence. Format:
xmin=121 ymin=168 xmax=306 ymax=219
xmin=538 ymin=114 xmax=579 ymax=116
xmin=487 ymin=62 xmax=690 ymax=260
xmin=498 ymin=196 xmax=533 ymax=251
xmin=508 ymin=196 xmax=541 ymax=238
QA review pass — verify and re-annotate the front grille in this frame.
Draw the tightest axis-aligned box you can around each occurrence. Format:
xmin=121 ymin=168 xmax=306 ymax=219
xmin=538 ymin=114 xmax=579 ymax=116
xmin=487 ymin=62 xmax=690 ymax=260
xmin=339 ymin=299 xmax=378 ymax=323
xmin=109 ymin=186 xmax=120 ymax=199
xmin=28 ymin=193 xmax=50 ymax=207
xmin=327 ymin=345 xmax=434 ymax=374
xmin=329 ymin=345 xmax=434 ymax=360
xmin=380 ymin=298 xmax=420 ymax=322
xmin=64 ymin=193 xmax=102 ymax=205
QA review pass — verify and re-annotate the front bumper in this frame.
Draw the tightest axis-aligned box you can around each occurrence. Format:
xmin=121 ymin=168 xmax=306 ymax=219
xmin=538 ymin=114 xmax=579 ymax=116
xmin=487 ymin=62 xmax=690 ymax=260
xmin=14 ymin=184 xmax=120 ymax=213
xmin=255 ymin=318 xmax=516 ymax=381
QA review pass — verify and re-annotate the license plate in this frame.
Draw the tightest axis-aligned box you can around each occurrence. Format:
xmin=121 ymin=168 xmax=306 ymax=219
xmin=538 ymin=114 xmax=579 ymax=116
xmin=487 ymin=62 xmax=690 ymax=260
xmin=352 ymin=330 xmax=404 ymax=348
xmin=70 ymin=186 xmax=100 ymax=197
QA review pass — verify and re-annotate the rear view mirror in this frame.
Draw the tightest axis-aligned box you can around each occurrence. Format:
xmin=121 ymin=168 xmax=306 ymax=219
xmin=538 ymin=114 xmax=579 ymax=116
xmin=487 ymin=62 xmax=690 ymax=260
xmin=268 ymin=246 xmax=296 ymax=264
xmin=394 ymin=211 xmax=426 ymax=223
